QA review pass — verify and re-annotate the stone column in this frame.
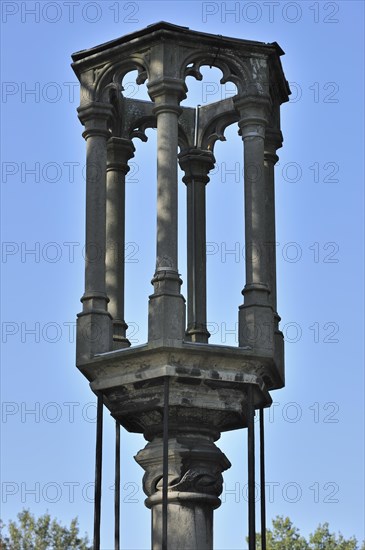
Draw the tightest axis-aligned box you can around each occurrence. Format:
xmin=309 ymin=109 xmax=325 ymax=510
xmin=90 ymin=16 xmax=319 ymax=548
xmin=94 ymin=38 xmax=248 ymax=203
xmin=147 ymin=79 xmax=187 ymax=345
xmin=135 ymin=432 xmax=230 ymax=550
xmin=106 ymin=137 xmax=135 ymax=350
xmin=234 ymin=95 xmax=274 ymax=353
xmin=264 ymin=128 xmax=282 ymax=315
xmin=265 ymin=127 xmax=285 ymax=377
xmin=76 ymin=103 xmax=113 ymax=362
xmin=179 ymin=148 xmax=215 ymax=343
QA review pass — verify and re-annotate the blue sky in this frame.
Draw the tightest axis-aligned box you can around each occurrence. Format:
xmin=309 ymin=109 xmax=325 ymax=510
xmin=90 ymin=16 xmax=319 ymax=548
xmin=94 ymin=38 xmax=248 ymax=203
xmin=1 ymin=1 xmax=364 ymax=548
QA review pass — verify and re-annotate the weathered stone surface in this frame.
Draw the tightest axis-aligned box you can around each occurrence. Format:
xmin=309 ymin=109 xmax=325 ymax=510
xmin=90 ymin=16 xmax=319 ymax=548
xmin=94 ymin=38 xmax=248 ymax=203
xmin=80 ymin=342 xmax=275 ymax=439
xmin=106 ymin=137 xmax=135 ymax=350
xmin=179 ymin=149 xmax=215 ymax=344
xmin=136 ymin=434 xmax=230 ymax=550
xmin=72 ymin=21 xmax=290 ymax=550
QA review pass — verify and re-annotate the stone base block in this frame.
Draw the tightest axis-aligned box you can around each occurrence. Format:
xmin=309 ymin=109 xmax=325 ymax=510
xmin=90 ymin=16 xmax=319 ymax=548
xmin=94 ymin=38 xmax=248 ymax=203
xmin=238 ymin=304 xmax=275 ymax=355
xmin=76 ymin=311 xmax=112 ymax=364
xmin=148 ymin=293 xmax=186 ymax=344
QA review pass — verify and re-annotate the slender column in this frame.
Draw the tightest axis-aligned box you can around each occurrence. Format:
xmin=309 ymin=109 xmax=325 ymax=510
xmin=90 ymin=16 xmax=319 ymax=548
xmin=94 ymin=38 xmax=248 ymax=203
xmin=106 ymin=137 xmax=135 ymax=349
xmin=179 ymin=148 xmax=215 ymax=343
xmin=264 ymin=127 xmax=285 ymax=378
xmin=264 ymin=128 xmax=282 ymax=313
xmin=76 ymin=103 xmax=113 ymax=362
xmin=135 ymin=432 xmax=230 ymax=550
xmin=234 ymin=95 xmax=274 ymax=353
xmin=147 ymin=79 xmax=187 ymax=345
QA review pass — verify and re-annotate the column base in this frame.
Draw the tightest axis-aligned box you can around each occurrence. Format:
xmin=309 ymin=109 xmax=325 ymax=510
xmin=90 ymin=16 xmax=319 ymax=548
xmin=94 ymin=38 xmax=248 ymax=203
xmin=238 ymin=303 xmax=274 ymax=354
xmin=76 ymin=311 xmax=112 ymax=363
xmin=148 ymin=270 xmax=186 ymax=345
xmin=112 ymin=319 xmax=131 ymax=350
xmin=148 ymin=293 xmax=186 ymax=345
xmin=185 ymin=323 xmax=210 ymax=343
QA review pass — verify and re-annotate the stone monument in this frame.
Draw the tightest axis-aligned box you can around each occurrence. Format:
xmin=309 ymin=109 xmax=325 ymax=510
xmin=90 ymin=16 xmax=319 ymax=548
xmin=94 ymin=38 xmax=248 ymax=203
xmin=71 ymin=22 xmax=290 ymax=550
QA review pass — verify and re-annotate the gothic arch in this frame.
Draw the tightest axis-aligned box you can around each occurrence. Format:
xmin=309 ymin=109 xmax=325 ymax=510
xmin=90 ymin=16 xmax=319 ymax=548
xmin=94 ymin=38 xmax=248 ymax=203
xmin=94 ymin=57 xmax=149 ymax=103
xmin=180 ymin=50 xmax=251 ymax=96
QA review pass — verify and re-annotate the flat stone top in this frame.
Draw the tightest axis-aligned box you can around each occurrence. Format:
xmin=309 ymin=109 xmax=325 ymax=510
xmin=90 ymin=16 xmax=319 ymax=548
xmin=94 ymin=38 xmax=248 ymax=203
xmin=71 ymin=20 xmax=285 ymax=62
xmin=76 ymin=340 xmax=284 ymax=393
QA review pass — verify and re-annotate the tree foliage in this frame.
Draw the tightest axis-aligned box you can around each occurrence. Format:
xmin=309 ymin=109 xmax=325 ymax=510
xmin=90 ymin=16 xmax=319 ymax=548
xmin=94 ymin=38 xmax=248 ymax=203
xmin=0 ymin=509 xmax=91 ymax=550
xmin=251 ymin=516 xmax=365 ymax=550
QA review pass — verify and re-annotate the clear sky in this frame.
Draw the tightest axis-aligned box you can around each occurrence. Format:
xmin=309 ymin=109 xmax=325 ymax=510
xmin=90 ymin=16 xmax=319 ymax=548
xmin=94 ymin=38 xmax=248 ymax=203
xmin=1 ymin=1 xmax=364 ymax=549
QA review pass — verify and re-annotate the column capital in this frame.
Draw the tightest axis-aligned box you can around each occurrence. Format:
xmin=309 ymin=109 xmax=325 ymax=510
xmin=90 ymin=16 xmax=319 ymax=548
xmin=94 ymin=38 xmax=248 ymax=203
xmin=234 ymin=94 xmax=271 ymax=139
xmin=78 ymin=102 xmax=113 ymax=139
xmin=148 ymin=77 xmax=187 ymax=104
xmin=107 ymin=137 xmax=135 ymax=175
xmin=135 ymin=435 xmax=230 ymax=504
xmin=178 ymin=148 xmax=215 ymax=185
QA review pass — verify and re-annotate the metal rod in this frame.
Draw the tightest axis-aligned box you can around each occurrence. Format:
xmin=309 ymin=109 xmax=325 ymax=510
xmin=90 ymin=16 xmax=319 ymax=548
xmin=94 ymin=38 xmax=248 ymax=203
xmin=93 ymin=392 xmax=103 ymax=550
xmin=259 ymin=409 xmax=266 ymax=550
xmin=162 ymin=377 xmax=169 ymax=550
xmin=115 ymin=421 xmax=120 ymax=550
xmin=247 ymin=385 xmax=256 ymax=550
xmin=194 ymin=104 xmax=201 ymax=147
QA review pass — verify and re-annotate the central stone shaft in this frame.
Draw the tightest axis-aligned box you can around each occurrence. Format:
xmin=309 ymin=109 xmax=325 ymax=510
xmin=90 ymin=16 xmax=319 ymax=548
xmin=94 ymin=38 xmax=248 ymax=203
xmin=136 ymin=432 xmax=230 ymax=550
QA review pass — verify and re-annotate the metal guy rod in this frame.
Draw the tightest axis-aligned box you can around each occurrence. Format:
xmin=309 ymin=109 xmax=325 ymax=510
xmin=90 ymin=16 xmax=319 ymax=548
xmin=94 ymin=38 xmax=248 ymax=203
xmin=162 ymin=376 xmax=170 ymax=550
xmin=93 ymin=391 xmax=103 ymax=550
xmin=115 ymin=420 xmax=120 ymax=550
xmin=259 ymin=408 xmax=266 ymax=550
xmin=247 ymin=385 xmax=256 ymax=550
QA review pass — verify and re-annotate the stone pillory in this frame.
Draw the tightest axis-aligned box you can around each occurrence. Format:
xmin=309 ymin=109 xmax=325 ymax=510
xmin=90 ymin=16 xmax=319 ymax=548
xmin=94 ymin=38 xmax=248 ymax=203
xmin=71 ymin=22 xmax=290 ymax=550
